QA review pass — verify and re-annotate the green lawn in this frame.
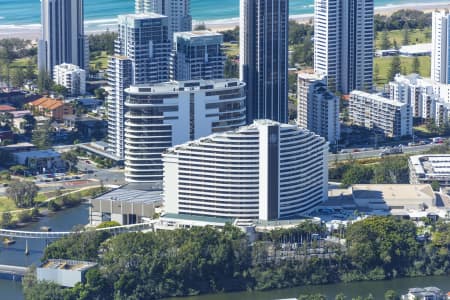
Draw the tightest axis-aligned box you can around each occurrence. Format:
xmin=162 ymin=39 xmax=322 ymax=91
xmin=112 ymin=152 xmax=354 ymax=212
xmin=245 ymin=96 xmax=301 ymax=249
xmin=90 ymin=51 xmax=109 ymax=71
xmin=375 ymin=28 xmax=431 ymax=50
xmin=0 ymin=196 xmax=18 ymax=212
xmin=374 ymin=56 xmax=431 ymax=87
xmin=223 ymin=42 xmax=239 ymax=58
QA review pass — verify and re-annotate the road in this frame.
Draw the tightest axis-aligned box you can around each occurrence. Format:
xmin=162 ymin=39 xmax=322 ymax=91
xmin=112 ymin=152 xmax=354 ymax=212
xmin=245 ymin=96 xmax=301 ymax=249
xmin=329 ymin=144 xmax=434 ymax=162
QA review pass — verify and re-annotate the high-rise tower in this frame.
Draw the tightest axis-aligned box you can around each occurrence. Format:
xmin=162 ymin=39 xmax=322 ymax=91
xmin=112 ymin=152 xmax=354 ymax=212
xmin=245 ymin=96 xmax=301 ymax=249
xmin=38 ymin=0 xmax=88 ymax=75
xmin=314 ymin=0 xmax=374 ymax=93
xmin=135 ymin=0 xmax=192 ymax=40
xmin=432 ymin=10 xmax=450 ymax=84
xmin=239 ymin=0 xmax=289 ymax=124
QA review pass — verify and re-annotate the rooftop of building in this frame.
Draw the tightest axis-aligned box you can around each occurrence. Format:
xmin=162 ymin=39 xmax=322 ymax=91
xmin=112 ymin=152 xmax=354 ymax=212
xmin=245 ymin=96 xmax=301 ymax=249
xmin=165 ymin=120 xmax=321 ymax=154
xmin=175 ymin=30 xmax=223 ymax=39
xmin=14 ymin=149 xmax=60 ymax=159
xmin=118 ymin=12 xmax=167 ymax=22
xmin=29 ymin=97 xmax=64 ymax=110
xmin=297 ymin=71 xmax=326 ymax=81
xmin=399 ymin=43 xmax=432 ymax=54
xmin=54 ymin=63 xmax=84 ymax=72
xmin=0 ymin=105 xmax=16 ymax=112
xmin=350 ymin=90 xmax=406 ymax=107
xmin=352 ymin=184 xmax=435 ymax=208
xmin=410 ymin=154 xmax=450 ymax=177
xmin=94 ymin=186 xmax=162 ymax=205
xmin=40 ymin=259 xmax=97 ymax=272
xmin=126 ymin=78 xmax=245 ymax=94
xmin=322 ymin=184 xmax=448 ymax=219
xmin=9 ymin=110 xmax=31 ymax=118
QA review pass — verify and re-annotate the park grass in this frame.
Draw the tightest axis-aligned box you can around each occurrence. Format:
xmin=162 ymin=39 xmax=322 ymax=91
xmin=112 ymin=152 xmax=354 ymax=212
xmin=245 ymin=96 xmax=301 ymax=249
xmin=0 ymin=196 xmax=18 ymax=212
xmin=90 ymin=51 xmax=109 ymax=71
xmin=223 ymin=42 xmax=239 ymax=57
xmin=375 ymin=28 xmax=431 ymax=50
xmin=374 ymin=56 xmax=431 ymax=87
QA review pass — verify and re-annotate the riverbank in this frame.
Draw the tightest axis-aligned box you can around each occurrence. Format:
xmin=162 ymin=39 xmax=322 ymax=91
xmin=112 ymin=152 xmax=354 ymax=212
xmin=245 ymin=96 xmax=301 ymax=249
xmin=1 ymin=3 xmax=449 ymax=40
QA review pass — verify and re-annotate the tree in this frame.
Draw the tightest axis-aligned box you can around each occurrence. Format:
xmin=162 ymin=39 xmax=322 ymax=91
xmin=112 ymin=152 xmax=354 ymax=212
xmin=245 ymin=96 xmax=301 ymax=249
xmin=402 ymin=22 xmax=410 ymax=45
xmin=1 ymin=212 xmax=12 ymax=228
xmin=61 ymin=151 xmax=79 ymax=173
xmin=6 ymin=181 xmax=39 ymax=208
xmin=51 ymin=83 xmax=68 ymax=97
xmin=10 ymin=67 xmax=25 ymax=87
xmin=374 ymin=63 xmax=380 ymax=83
xmin=388 ymin=56 xmax=401 ymax=81
xmin=385 ymin=290 xmax=400 ymax=300
xmin=37 ymin=69 xmax=52 ymax=92
xmin=31 ymin=120 xmax=52 ymax=149
xmin=22 ymin=114 xmax=36 ymax=135
xmin=380 ymin=27 xmax=391 ymax=50
xmin=431 ymin=180 xmax=440 ymax=192
xmin=94 ymin=88 xmax=106 ymax=100
xmin=412 ymin=56 xmax=420 ymax=74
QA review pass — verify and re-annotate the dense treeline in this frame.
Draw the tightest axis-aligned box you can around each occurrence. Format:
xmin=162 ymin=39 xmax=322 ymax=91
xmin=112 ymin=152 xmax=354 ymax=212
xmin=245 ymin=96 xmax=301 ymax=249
xmin=374 ymin=10 xmax=432 ymax=32
xmin=329 ymin=156 xmax=410 ymax=187
xmin=88 ymin=31 xmax=118 ymax=55
xmin=23 ymin=217 xmax=450 ymax=300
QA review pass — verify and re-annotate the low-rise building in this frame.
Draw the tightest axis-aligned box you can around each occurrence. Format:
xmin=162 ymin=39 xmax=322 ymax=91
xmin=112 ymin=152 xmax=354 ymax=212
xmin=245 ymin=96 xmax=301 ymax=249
xmin=90 ymin=186 xmax=163 ymax=226
xmin=399 ymin=43 xmax=432 ymax=57
xmin=63 ymin=115 xmax=107 ymax=141
xmin=410 ymin=155 xmax=450 ymax=187
xmin=53 ymin=63 xmax=86 ymax=96
xmin=27 ymin=97 xmax=74 ymax=121
xmin=322 ymin=184 xmax=449 ymax=220
xmin=0 ymin=105 xmax=16 ymax=113
xmin=401 ymin=287 xmax=446 ymax=300
xmin=37 ymin=259 xmax=97 ymax=288
xmin=13 ymin=150 xmax=64 ymax=173
xmin=349 ymin=90 xmax=412 ymax=137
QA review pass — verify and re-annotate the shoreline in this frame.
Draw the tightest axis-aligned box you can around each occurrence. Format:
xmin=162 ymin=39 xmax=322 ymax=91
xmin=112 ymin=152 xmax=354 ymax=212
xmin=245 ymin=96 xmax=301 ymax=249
xmin=0 ymin=2 xmax=449 ymax=40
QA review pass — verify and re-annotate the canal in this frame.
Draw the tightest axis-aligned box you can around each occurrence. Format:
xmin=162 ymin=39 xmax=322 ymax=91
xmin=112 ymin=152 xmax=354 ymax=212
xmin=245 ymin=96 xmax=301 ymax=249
xmin=0 ymin=203 xmax=89 ymax=299
xmin=0 ymin=205 xmax=449 ymax=300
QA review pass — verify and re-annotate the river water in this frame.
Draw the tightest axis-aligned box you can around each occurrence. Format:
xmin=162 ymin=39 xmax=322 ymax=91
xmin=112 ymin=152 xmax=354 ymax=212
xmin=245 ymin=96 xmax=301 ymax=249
xmin=0 ymin=204 xmax=89 ymax=299
xmin=0 ymin=205 xmax=449 ymax=300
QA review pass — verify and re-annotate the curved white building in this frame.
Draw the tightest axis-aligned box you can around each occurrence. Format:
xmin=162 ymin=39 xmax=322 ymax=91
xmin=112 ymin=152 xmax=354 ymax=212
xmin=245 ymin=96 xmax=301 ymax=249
xmin=124 ymin=79 xmax=246 ymax=183
xmin=163 ymin=120 xmax=329 ymax=222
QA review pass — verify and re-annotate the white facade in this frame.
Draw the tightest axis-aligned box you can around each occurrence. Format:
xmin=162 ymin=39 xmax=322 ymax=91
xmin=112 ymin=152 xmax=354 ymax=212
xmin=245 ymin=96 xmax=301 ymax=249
xmin=389 ymin=74 xmax=450 ymax=125
xmin=53 ymin=63 xmax=86 ymax=96
xmin=350 ymin=91 xmax=412 ymax=137
xmin=297 ymin=72 xmax=340 ymax=144
xmin=107 ymin=56 xmax=133 ymax=159
xmin=124 ymin=79 xmax=246 ymax=183
xmin=38 ymin=0 xmax=88 ymax=74
xmin=432 ymin=10 xmax=450 ymax=84
xmin=170 ymin=31 xmax=225 ymax=81
xmin=107 ymin=13 xmax=171 ymax=159
xmin=314 ymin=0 xmax=374 ymax=93
xmin=135 ymin=0 xmax=192 ymax=41
xmin=163 ymin=120 xmax=329 ymax=223
xmin=240 ymin=0 xmax=288 ymax=123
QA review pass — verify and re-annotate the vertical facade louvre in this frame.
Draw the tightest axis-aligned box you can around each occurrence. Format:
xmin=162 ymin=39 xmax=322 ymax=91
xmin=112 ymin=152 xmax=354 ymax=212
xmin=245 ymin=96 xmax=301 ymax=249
xmin=240 ymin=0 xmax=289 ymax=124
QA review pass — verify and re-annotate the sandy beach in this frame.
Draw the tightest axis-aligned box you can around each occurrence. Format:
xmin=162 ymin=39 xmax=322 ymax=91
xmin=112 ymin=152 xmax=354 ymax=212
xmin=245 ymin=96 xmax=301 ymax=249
xmin=0 ymin=2 xmax=449 ymax=40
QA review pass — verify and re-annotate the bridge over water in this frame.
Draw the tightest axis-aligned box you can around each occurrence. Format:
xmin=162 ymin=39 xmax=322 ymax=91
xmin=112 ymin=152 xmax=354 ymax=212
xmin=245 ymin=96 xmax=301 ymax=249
xmin=0 ymin=222 xmax=154 ymax=240
xmin=0 ymin=264 xmax=28 ymax=281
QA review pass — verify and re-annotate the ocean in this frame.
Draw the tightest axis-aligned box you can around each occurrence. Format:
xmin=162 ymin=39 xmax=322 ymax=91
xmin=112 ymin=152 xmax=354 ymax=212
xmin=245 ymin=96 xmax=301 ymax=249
xmin=0 ymin=0 xmax=449 ymax=31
